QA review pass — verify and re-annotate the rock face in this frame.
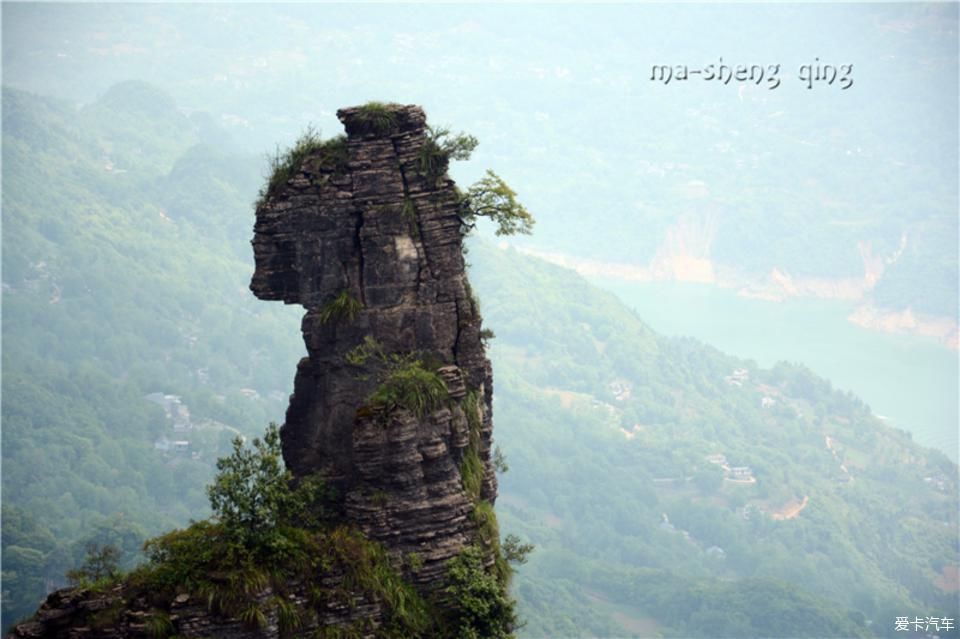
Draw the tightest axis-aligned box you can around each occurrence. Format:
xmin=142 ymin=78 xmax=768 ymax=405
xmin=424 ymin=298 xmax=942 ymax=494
xmin=8 ymin=581 xmax=385 ymax=639
xmin=250 ymin=103 xmax=497 ymax=590
xmin=7 ymin=104 xmax=501 ymax=638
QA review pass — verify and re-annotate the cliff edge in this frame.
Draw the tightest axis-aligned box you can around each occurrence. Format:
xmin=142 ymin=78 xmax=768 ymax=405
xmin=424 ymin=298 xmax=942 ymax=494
xmin=250 ymin=103 xmax=499 ymax=587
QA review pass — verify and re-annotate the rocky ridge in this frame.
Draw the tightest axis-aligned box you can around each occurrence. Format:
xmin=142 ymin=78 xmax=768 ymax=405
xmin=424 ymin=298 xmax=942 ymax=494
xmin=250 ymin=103 xmax=498 ymax=588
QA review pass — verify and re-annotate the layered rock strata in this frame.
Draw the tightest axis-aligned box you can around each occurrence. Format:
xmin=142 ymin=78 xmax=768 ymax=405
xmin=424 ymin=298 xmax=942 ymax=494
xmin=250 ymin=103 xmax=497 ymax=590
xmin=9 ymin=579 xmax=385 ymax=639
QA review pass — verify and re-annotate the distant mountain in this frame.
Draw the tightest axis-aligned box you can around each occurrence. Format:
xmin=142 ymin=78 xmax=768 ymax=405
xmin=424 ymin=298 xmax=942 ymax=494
xmin=2 ymin=84 xmax=957 ymax=636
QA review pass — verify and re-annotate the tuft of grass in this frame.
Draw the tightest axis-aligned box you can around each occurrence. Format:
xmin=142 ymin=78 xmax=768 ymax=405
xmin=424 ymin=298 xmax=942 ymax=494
xmin=353 ymin=102 xmax=400 ymax=136
xmin=460 ymin=450 xmax=483 ymax=502
xmin=456 ymin=391 xmax=515 ymax=590
xmin=144 ymin=611 xmax=175 ymax=639
xmin=367 ymin=360 xmax=448 ymax=419
xmin=416 ymin=126 xmax=478 ymax=187
xmin=238 ymin=602 xmax=267 ymax=629
xmin=319 ymin=290 xmax=364 ymax=325
xmin=256 ymin=126 xmax=327 ymax=208
xmin=471 ymin=501 xmax=511 ymax=587
xmin=324 ymin=527 xmax=432 ymax=634
xmin=406 ymin=552 xmax=424 ymax=572
xmin=416 ymin=142 xmax=447 ymax=187
xmin=273 ymin=595 xmax=303 ymax=633
xmin=459 ymin=390 xmax=484 ymax=500
xmin=370 ymin=488 xmax=389 ymax=508
xmin=471 ymin=501 xmax=500 ymax=547
xmin=463 ymin=390 xmax=482 ymax=436
xmin=308 ymin=135 xmax=349 ymax=176
xmin=88 ymin=601 xmax=125 ymax=630
xmin=312 ymin=622 xmax=367 ymax=639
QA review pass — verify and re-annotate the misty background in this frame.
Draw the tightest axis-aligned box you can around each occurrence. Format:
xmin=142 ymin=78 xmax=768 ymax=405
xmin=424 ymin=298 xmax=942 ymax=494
xmin=2 ymin=3 xmax=958 ymax=637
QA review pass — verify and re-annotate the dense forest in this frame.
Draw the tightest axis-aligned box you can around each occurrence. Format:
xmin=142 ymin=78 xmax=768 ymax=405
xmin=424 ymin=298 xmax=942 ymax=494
xmin=2 ymin=83 xmax=957 ymax=636
xmin=1 ymin=83 xmax=304 ymax=621
xmin=473 ymin=243 xmax=959 ymax=637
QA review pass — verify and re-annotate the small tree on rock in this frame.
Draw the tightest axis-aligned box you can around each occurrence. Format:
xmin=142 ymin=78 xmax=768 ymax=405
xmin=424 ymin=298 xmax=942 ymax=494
xmin=66 ymin=543 xmax=121 ymax=585
xmin=459 ymin=170 xmax=535 ymax=237
xmin=207 ymin=423 xmax=328 ymax=552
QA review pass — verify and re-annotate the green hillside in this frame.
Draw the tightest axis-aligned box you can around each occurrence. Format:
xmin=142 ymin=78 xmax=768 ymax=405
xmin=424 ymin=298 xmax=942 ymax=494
xmin=2 ymin=84 xmax=957 ymax=636
xmin=1 ymin=84 xmax=305 ymax=622
xmin=471 ymin=242 xmax=959 ymax=637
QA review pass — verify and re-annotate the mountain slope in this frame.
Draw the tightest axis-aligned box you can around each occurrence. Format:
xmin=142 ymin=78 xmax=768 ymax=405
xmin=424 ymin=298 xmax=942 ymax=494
xmin=1 ymin=85 xmax=305 ymax=623
xmin=470 ymin=241 xmax=959 ymax=637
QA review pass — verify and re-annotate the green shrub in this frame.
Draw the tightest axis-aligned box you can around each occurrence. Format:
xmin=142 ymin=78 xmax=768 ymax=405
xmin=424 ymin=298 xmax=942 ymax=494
xmin=70 ymin=421 xmax=434 ymax=636
xmin=492 ymin=446 xmax=509 ymax=474
xmin=501 ymin=535 xmax=533 ymax=566
xmin=66 ymin=542 xmax=122 ymax=586
xmin=443 ymin=544 xmax=518 ymax=639
xmin=138 ymin=520 xmax=227 ymax=591
xmin=344 ymin=336 xmax=383 ymax=368
xmin=367 ymin=360 xmax=448 ymax=418
xmin=318 ymin=290 xmax=364 ymax=325
xmin=256 ymin=126 xmax=326 ymax=207
xmin=206 ymin=424 xmax=295 ymax=550
xmin=412 ymin=128 xmax=533 ymax=239
xmin=471 ymin=500 xmax=512 ymax=587
xmin=138 ymin=519 xmax=431 ymax=633
xmin=323 ymin=527 xmax=432 ymax=634
xmin=416 ymin=126 xmax=478 ymax=186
